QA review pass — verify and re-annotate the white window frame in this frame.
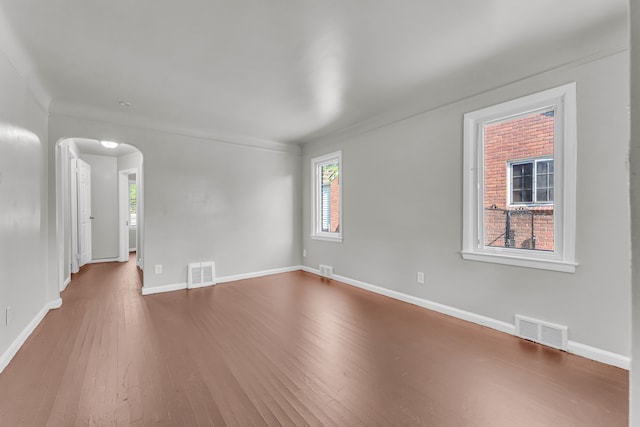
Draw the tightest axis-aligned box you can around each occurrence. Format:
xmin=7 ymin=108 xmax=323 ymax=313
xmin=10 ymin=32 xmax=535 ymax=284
xmin=311 ymin=150 xmax=342 ymax=243
xmin=462 ymin=83 xmax=577 ymax=273
xmin=507 ymin=157 xmax=554 ymax=206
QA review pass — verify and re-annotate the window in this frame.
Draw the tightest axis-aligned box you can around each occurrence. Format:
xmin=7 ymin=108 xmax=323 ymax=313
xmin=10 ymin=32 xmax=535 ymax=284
xmin=509 ymin=158 xmax=553 ymax=205
xmin=311 ymin=151 xmax=342 ymax=242
xmin=462 ymin=83 xmax=576 ymax=272
xmin=129 ymin=181 xmax=137 ymax=227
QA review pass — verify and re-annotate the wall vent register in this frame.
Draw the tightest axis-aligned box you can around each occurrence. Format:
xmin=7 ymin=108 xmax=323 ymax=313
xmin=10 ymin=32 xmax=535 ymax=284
xmin=188 ymin=262 xmax=216 ymax=289
xmin=515 ymin=314 xmax=568 ymax=350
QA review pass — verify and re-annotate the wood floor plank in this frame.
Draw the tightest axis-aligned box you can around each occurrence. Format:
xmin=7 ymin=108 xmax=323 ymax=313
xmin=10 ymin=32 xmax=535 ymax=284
xmin=0 ymin=254 xmax=629 ymax=426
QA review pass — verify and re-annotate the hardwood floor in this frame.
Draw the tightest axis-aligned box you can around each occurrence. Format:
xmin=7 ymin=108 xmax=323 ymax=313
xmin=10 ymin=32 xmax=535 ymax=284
xmin=0 ymin=255 xmax=628 ymax=426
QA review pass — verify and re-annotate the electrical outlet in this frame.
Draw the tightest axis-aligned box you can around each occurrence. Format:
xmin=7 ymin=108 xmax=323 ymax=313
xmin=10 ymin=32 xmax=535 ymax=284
xmin=417 ymin=272 xmax=425 ymax=285
xmin=303 ymin=249 xmax=307 ymax=257
xmin=154 ymin=264 xmax=162 ymax=274
xmin=6 ymin=306 xmax=12 ymax=326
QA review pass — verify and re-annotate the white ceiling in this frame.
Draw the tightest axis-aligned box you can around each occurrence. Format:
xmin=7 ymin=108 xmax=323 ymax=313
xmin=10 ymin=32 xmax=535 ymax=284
xmin=70 ymin=138 xmax=139 ymax=157
xmin=0 ymin=0 xmax=628 ymax=145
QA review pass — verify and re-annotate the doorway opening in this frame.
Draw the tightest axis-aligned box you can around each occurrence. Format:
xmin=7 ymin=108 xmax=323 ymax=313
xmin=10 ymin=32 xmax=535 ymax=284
xmin=57 ymin=137 xmax=144 ymax=292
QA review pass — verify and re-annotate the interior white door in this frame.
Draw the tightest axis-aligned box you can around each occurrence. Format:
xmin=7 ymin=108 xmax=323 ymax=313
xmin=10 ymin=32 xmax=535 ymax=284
xmin=70 ymin=158 xmax=79 ymax=273
xmin=77 ymin=158 xmax=92 ymax=267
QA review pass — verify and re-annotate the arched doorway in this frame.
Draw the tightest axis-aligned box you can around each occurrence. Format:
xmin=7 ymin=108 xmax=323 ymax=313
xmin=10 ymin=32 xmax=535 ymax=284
xmin=56 ymin=137 xmax=144 ymax=292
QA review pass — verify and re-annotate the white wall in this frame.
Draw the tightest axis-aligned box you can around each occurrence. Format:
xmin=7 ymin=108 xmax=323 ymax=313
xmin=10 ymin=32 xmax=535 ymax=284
xmin=82 ymin=154 xmax=119 ymax=260
xmin=49 ymin=115 xmax=302 ymax=291
xmin=302 ymin=50 xmax=630 ymax=359
xmin=118 ymin=151 xmax=142 ymax=171
xmin=629 ymin=2 xmax=640 ymax=424
xmin=0 ymin=43 xmax=52 ymax=366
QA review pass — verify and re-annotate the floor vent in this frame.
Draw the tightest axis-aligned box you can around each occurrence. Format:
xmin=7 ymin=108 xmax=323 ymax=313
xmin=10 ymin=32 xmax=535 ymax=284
xmin=188 ymin=262 xmax=216 ymax=289
xmin=319 ymin=264 xmax=334 ymax=278
xmin=515 ymin=315 xmax=568 ymax=350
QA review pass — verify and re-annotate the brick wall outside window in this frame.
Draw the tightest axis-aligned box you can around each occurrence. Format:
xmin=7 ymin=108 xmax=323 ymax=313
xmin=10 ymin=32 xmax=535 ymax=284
xmin=483 ymin=112 xmax=554 ymax=251
xmin=329 ymin=177 xmax=340 ymax=233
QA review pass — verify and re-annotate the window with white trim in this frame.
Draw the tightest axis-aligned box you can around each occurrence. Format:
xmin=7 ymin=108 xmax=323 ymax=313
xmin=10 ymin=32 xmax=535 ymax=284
xmin=129 ymin=180 xmax=137 ymax=227
xmin=462 ymin=83 xmax=577 ymax=272
xmin=311 ymin=151 xmax=342 ymax=242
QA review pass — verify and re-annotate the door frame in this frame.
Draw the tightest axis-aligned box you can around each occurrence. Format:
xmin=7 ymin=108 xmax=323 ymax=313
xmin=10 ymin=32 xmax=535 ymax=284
xmin=56 ymin=138 xmax=145 ymax=296
xmin=70 ymin=157 xmax=79 ymax=274
xmin=118 ymin=168 xmax=137 ymax=262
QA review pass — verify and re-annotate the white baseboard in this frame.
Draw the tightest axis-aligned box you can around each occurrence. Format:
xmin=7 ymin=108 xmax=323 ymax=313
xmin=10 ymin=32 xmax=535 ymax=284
xmin=141 ymin=282 xmax=187 ymax=295
xmin=301 ymin=266 xmax=630 ymax=370
xmin=217 ymin=266 xmax=303 ymax=284
xmin=88 ymin=257 xmax=120 ymax=264
xmin=141 ymin=266 xmax=304 ymax=296
xmin=187 ymin=280 xmax=217 ymax=290
xmin=61 ymin=276 xmax=71 ymax=292
xmin=0 ymin=298 xmax=63 ymax=374
xmin=567 ymin=341 xmax=630 ymax=370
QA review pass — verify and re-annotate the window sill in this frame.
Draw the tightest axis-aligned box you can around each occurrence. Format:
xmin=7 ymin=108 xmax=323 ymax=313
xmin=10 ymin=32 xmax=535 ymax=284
xmin=311 ymin=234 xmax=343 ymax=243
xmin=461 ymin=251 xmax=576 ymax=273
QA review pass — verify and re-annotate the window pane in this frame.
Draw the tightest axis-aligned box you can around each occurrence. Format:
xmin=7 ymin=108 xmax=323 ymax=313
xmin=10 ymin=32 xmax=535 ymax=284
xmin=513 ymin=177 xmax=522 ymax=189
xmin=319 ymin=161 xmax=340 ymax=233
xmin=512 ymin=190 xmax=522 ymax=203
xmin=129 ymin=183 xmax=137 ymax=227
xmin=537 ymin=175 xmax=547 ymax=188
xmin=321 ymin=184 xmax=330 ymax=231
xmin=483 ymin=110 xmax=554 ymax=251
xmin=537 ymin=162 xmax=548 ymax=174
xmin=535 ymin=160 xmax=553 ymax=204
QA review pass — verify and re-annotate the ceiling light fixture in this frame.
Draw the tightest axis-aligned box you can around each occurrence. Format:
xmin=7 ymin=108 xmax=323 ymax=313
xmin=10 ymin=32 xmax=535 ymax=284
xmin=100 ymin=140 xmax=119 ymax=149
xmin=118 ymin=101 xmax=132 ymax=107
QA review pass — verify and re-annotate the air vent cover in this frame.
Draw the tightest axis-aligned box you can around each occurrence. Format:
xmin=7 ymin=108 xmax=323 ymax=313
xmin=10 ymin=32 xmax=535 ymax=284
xmin=188 ymin=261 xmax=216 ymax=289
xmin=515 ymin=315 xmax=568 ymax=350
xmin=319 ymin=264 xmax=334 ymax=278
xmin=540 ymin=324 xmax=566 ymax=349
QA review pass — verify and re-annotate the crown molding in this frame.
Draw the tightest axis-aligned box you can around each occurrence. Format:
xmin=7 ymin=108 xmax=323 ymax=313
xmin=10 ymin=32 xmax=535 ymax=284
xmin=299 ymin=43 xmax=628 ymax=146
xmin=50 ymin=101 xmax=301 ymax=154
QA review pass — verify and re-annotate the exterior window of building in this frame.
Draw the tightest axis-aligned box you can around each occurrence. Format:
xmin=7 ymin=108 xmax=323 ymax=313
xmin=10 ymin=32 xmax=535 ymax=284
xmin=462 ymin=83 xmax=576 ymax=272
xmin=311 ymin=151 xmax=342 ymax=242
xmin=509 ymin=158 xmax=553 ymax=205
